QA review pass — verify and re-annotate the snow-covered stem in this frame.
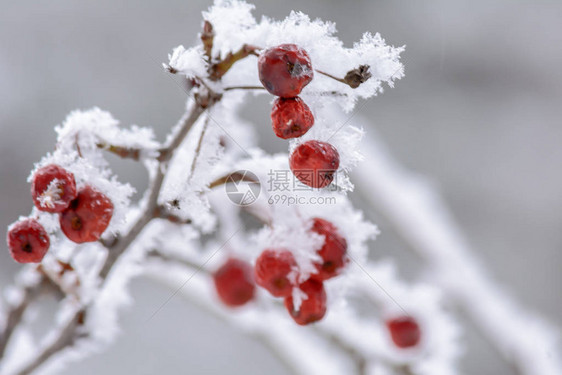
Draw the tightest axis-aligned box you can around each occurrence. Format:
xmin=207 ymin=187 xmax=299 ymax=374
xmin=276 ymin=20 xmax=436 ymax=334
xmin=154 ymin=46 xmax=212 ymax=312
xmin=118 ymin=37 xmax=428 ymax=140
xmin=145 ymin=249 xmax=441 ymax=375
xmin=144 ymin=252 xmax=365 ymax=375
xmin=14 ymin=308 xmax=85 ymax=375
xmin=0 ymin=275 xmax=45 ymax=361
xmin=99 ymin=98 xmax=210 ymax=279
xmin=4 ymin=93 xmax=214 ymax=375
xmin=353 ymin=132 xmax=562 ymax=375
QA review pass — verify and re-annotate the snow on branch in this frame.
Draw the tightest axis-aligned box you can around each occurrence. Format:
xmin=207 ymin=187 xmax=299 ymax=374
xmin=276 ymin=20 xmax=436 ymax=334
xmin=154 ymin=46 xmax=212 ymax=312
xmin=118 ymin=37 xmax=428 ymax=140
xmin=2 ymin=1 xmax=556 ymax=375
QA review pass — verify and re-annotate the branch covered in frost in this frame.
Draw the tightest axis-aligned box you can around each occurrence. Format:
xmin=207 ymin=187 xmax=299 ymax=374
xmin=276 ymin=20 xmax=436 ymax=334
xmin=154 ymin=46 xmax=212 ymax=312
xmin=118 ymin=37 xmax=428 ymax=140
xmin=167 ymin=0 xmax=404 ymax=112
xmin=4 ymin=2 xmax=531 ymax=375
xmin=2 ymin=89 xmax=217 ymax=375
xmin=145 ymin=246 xmax=460 ymax=375
xmin=0 ymin=271 xmax=45 ymax=361
xmin=353 ymin=126 xmax=562 ymax=375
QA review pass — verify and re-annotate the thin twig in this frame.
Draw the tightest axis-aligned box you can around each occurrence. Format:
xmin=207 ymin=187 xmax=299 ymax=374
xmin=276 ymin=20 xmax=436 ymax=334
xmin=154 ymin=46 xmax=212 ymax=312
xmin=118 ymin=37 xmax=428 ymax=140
xmin=96 ymin=143 xmax=144 ymax=161
xmin=223 ymin=85 xmax=265 ymax=91
xmin=209 ymin=44 xmax=260 ymax=80
xmin=316 ymin=69 xmax=347 ymax=85
xmin=189 ymin=113 xmax=210 ymax=179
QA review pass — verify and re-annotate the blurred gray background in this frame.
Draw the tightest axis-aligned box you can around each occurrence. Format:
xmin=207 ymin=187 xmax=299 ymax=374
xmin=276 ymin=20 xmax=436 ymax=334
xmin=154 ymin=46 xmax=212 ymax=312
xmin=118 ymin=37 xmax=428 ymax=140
xmin=1 ymin=0 xmax=561 ymax=374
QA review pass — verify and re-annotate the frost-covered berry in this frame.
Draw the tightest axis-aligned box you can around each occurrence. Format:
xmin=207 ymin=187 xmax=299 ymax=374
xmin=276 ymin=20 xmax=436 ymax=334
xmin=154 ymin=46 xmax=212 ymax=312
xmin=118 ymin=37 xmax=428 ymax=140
xmin=7 ymin=218 xmax=50 ymax=263
xmin=284 ymin=279 xmax=327 ymax=325
xmin=386 ymin=316 xmax=422 ymax=348
xmin=213 ymin=258 xmax=256 ymax=307
xmin=59 ymin=186 xmax=113 ymax=243
xmin=289 ymin=140 xmax=340 ymax=188
xmin=271 ymin=97 xmax=314 ymax=139
xmin=254 ymin=249 xmax=297 ymax=297
xmin=310 ymin=218 xmax=348 ymax=281
xmin=31 ymin=164 xmax=77 ymax=213
xmin=258 ymin=44 xmax=313 ymax=98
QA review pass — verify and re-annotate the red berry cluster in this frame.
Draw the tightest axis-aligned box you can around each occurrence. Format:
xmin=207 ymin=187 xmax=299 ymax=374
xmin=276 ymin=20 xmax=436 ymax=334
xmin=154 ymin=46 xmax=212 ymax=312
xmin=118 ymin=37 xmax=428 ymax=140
xmin=258 ymin=44 xmax=340 ymax=189
xmin=253 ymin=218 xmax=348 ymax=325
xmin=6 ymin=164 xmax=114 ymax=263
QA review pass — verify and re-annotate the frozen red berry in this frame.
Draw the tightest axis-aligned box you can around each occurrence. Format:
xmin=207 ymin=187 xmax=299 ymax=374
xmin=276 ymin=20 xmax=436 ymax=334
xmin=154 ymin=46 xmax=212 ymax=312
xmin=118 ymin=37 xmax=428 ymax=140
xmin=254 ymin=249 xmax=297 ymax=297
xmin=271 ymin=97 xmax=314 ymax=139
xmin=31 ymin=164 xmax=77 ymax=213
xmin=213 ymin=258 xmax=256 ymax=307
xmin=59 ymin=186 xmax=113 ymax=243
xmin=386 ymin=316 xmax=422 ymax=348
xmin=310 ymin=218 xmax=348 ymax=281
xmin=284 ymin=279 xmax=327 ymax=325
xmin=258 ymin=44 xmax=313 ymax=98
xmin=289 ymin=140 xmax=340 ymax=188
xmin=7 ymin=218 xmax=50 ymax=263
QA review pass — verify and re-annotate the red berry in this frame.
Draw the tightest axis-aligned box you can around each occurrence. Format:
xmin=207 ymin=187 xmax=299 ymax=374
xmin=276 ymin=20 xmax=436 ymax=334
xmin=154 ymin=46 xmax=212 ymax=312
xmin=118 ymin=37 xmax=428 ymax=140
xmin=289 ymin=140 xmax=340 ymax=188
xmin=258 ymin=44 xmax=313 ymax=98
xmin=31 ymin=164 xmax=77 ymax=213
xmin=284 ymin=279 xmax=327 ymax=325
xmin=59 ymin=186 xmax=113 ymax=243
xmin=386 ymin=316 xmax=422 ymax=348
xmin=7 ymin=219 xmax=50 ymax=263
xmin=271 ymin=97 xmax=314 ymax=139
xmin=213 ymin=258 xmax=256 ymax=307
xmin=254 ymin=249 xmax=297 ymax=297
xmin=310 ymin=218 xmax=348 ymax=281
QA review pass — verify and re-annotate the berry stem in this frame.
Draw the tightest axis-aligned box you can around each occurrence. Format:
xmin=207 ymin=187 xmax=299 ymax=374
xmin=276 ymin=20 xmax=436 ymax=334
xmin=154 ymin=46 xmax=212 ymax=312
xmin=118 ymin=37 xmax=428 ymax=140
xmin=209 ymin=44 xmax=261 ymax=81
xmin=200 ymin=20 xmax=214 ymax=62
xmin=315 ymin=69 xmax=348 ymax=84
xmin=223 ymin=85 xmax=265 ymax=91
xmin=96 ymin=143 xmax=144 ymax=161
xmin=316 ymin=65 xmax=372 ymax=89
